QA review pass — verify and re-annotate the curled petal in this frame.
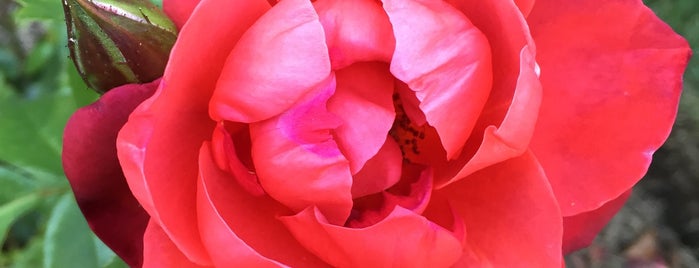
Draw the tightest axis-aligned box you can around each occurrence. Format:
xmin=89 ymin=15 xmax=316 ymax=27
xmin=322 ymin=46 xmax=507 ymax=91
xmin=197 ymin=143 xmax=326 ymax=267
xmin=435 ymin=46 xmax=541 ymax=188
xmin=313 ymin=0 xmax=395 ymax=69
xmin=351 ymin=138 xmax=402 ymax=198
xmin=250 ymin=76 xmax=353 ymax=225
xmin=528 ymin=0 xmax=691 ymax=216
xmin=63 ymin=81 xmax=156 ymax=267
xmin=327 ymin=62 xmax=395 ymax=174
xmin=281 ymin=206 xmax=462 ymax=267
xmin=210 ymin=0 xmax=331 ymax=123
xmin=383 ymin=0 xmax=493 ymax=159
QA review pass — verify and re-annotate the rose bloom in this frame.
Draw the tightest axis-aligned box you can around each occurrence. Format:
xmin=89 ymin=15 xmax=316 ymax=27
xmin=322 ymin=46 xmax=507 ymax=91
xmin=62 ymin=0 xmax=690 ymax=267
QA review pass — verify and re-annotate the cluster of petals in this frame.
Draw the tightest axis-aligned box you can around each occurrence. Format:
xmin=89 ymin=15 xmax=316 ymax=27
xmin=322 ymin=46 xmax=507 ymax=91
xmin=62 ymin=0 xmax=690 ymax=267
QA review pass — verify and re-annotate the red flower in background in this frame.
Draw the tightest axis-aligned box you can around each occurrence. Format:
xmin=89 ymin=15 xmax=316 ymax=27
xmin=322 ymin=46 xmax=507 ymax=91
xmin=63 ymin=0 xmax=690 ymax=266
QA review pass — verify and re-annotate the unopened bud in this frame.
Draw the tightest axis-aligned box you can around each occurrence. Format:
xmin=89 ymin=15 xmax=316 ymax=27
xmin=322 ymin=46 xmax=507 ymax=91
xmin=62 ymin=0 xmax=177 ymax=94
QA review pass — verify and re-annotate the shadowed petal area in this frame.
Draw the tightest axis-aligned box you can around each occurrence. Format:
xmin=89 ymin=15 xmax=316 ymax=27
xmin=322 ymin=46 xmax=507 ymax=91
xmin=210 ymin=0 xmax=331 ymax=123
xmin=163 ymin=0 xmax=200 ymax=29
xmin=143 ymin=220 xmax=211 ymax=268
xmin=383 ymin=0 xmax=492 ymax=159
xmin=197 ymin=143 xmax=327 ymax=267
xmin=117 ymin=0 xmax=270 ymax=264
xmin=63 ymin=81 xmax=157 ymax=267
xmin=350 ymin=138 xmax=402 ymax=198
xmin=527 ymin=0 xmax=691 ymax=216
xmin=281 ymin=206 xmax=462 ymax=267
xmin=313 ymin=0 xmax=395 ymax=69
xmin=327 ymin=62 xmax=395 ymax=174
xmin=250 ymin=76 xmax=353 ymax=225
xmin=438 ymin=151 xmax=562 ymax=267
xmin=562 ymin=190 xmax=631 ymax=254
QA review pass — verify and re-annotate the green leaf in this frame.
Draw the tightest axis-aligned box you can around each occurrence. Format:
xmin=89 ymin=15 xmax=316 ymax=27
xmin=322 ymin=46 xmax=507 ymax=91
xmin=0 ymin=89 xmax=81 ymax=174
xmin=0 ymin=165 xmax=38 ymax=203
xmin=0 ymin=193 xmax=40 ymax=246
xmin=6 ymin=236 xmax=45 ymax=268
xmin=43 ymin=193 xmax=99 ymax=268
xmin=14 ymin=0 xmax=65 ymax=23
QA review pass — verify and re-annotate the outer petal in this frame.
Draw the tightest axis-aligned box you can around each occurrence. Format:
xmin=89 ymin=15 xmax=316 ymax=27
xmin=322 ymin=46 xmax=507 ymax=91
xmin=313 ymin=0 xmax=395 ymax=69
xmin=209 ymin=0 xmax=331 ymax=123
xmin=383 ymin=0 xmax=492 ymax=159
xmin=63 ymin=81 xmax=156 ymax=267
xmin=117 ymin=0 xmax=269 ymax=264
xmin=438 ymin=151 xmax=562 ymax=267
xmin=327 ymin=62 xmax=395 ymax=174
xmin=562 ymin=190 xmax=631 ymax=254
xmin=528 ymin=0 xmax=691 ymax=216
xmin=281 ymin=206 xmax=462 ymax=267
xmin=197 ymin=143 xmax=327 ymax=267
xmin=143 ymin=220 xmax=210 ymax=268
xmin=249 ymin=76 xmax=353 ymax=225
xmin=163 ymin=0 xmax=200 ymax=29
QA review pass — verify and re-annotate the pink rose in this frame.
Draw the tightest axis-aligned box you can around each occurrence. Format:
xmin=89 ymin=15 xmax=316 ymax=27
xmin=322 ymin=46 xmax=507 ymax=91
xmin=63 ymin=0 xmax=690 ymax=266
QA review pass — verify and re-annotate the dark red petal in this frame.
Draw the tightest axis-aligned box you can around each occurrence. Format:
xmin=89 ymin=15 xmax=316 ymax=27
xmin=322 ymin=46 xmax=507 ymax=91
xmin=281 ymin=206 xmax=462 ymax=267
xmin=562 ymin=190 xmax=631 ymax=254
xmin=197 ymin=142 xmax=327 ymax=267
xmin=142 ymin=220 xmax=211 ymax=268
xmin=163 ymin=0 xmax=200 ymax=29
xmin=528 ymin=0 xmax=691 ymax=216
xmin=63 ymin=80 xmax=157 ymax=267
xmin=439 ymin=151 xmax=563 ymax=266
xmin=117 ymin=0 xmax=270 ymax=264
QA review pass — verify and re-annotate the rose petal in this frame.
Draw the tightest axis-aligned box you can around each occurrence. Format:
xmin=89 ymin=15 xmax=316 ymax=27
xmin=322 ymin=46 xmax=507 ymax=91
xmin=514 ymin=0 xmax=535 ymax=17
xmin=163 ymin=0 xmax=200 ymax=29
xmin=438 ymin=151 xmax=562 ymax=267
xmin=562 ymin=190 xmax=631 ymax=254
xmin=210 ymin=123 xmax=264 ymax=196
xmin=117 ymin=0 xmax=270 ymax=264
xmin=327 ymin=62 xmax=395 ymax=174
xmin=281 ymin=206 xmax=462 ymax=267
xmin=209 ymin=0 xmax=331 ymax=123
xmin=351 ymin=137 xmax=402 ymax=198
xmin=435 ymin=0 xmax=539 ymax=186
xmin=143 ymin=220 xmax=211 ymax=268
xmin=250 ymin=76 xmax=353 ymax=225
xmin=383 ymin=0 xmax=492 ymax=159
xmin=527 ymin=0 xmax=691 ymax=216
xmin=435 ymin=46 xmax=541 ymax=188
xmin=313 ymin=0 xmax=395 ymax=69
xmin=63 ymin=81 xmax=156 ymax=267
xmin=197 ymin=142 xmax=326 ymax=267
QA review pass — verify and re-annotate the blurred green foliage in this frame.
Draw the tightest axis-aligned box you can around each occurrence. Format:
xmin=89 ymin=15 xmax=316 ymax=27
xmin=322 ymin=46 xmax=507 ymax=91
xmin=0 ymin=0 xmax=696 ymax=267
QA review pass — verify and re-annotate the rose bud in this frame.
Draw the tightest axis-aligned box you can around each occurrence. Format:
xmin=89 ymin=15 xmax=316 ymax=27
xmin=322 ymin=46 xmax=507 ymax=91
xmin=62 ymin=0 xmax=177 ymax=94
